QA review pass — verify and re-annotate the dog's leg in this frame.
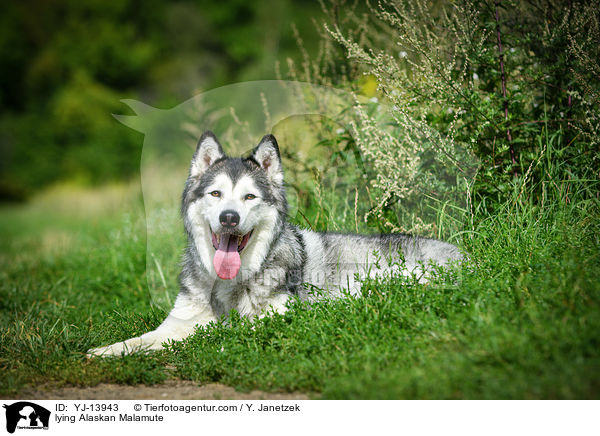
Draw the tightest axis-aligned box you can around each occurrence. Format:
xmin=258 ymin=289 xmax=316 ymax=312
xmin=263 ymin=292 xmax=290 ymax=316
xmin=87 ymin=293 xmax=216 ymax=357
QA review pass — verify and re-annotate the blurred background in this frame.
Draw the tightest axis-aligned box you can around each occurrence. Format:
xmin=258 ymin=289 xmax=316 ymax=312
xmin=3 ymin=0 xmax=597 ymax=210
xmin=0 ymin=0 xmax=326 ymax=201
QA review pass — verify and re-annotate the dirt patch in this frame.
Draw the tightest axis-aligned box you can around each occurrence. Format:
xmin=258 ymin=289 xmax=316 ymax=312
xmin=5 ymin=380 xmax=314 ymax=400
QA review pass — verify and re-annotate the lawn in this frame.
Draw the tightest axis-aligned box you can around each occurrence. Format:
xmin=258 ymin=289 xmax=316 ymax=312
xmin=1 ymin=166 xmax=599 ymax=399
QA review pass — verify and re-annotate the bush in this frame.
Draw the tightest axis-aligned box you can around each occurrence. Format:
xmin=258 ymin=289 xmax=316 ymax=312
xmin=283 ymin=0 xmax=600 ymax=226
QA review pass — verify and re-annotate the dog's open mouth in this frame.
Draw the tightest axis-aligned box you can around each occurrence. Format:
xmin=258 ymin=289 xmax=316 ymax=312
xmin=211 ymin=231 xmax=252 ymax=280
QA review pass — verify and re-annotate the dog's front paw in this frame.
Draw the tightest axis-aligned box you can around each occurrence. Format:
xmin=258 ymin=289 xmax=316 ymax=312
xmin=87 ymin=342 xmax=127 ymax=358
xmin=87 ymin=335 xmax=166 ymax=358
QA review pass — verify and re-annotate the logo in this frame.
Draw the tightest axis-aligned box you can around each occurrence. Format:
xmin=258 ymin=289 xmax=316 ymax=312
xmin=3 ymin=402 xmax=50 ymax=434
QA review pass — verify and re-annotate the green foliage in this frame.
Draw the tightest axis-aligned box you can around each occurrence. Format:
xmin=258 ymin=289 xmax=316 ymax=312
xmin=290 ymin=0 xmax=599 ymax=217
xmin=0 ymin=0 xmax=324 ymax=200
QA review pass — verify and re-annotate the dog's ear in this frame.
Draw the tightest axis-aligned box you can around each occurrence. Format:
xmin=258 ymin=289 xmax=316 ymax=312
xmin=250 ymin=134 xmax=283 ymax=184
xmin=190 ymin=131 xmax=225 ymax=177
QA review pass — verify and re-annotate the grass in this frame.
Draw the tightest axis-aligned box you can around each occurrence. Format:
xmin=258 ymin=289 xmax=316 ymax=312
xmin=1 ymin=165 xmax=599 ymax=399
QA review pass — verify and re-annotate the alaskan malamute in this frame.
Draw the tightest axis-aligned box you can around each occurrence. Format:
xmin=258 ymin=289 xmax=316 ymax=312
xmin=89 ymin=131 xmax=463 ymax=356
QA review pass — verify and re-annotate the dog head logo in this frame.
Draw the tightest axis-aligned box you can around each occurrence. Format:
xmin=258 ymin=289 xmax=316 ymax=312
xmin=115 ymin=80 xmax=478 ymax=308
xmin=3 ymin=402 xmax=50 ymax=434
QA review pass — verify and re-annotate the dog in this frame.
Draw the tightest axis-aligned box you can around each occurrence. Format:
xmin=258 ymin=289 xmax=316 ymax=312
xmin=88 ymin=131 xmax=464 ymax=356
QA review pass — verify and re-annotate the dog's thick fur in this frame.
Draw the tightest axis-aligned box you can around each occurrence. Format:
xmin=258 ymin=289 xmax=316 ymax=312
xmin=89 ymin=132 xmax=463 ymax=356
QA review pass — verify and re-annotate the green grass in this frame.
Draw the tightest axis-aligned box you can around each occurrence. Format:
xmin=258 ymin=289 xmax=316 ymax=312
xmin=1 ymin=172 xmax=599 ymax=398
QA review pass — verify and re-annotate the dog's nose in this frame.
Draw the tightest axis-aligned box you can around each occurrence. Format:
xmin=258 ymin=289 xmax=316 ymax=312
xmin=219 ymin=210 xmax=240 ymax=228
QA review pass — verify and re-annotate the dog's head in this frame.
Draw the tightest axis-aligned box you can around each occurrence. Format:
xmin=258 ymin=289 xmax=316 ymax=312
xmin=182 ymin=131 xmax=287 ymax=280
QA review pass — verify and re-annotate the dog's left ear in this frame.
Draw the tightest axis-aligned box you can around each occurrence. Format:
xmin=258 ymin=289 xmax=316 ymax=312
xmin=250 ymin=134 xmax=283 ymax=184
xmin=190 ymin=131 xmax=225 ymax=178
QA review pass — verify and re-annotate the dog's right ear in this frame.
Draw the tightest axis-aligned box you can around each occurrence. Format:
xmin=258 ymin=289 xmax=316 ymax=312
xmin=250 ymin=134 xmax=284 ymax=185
xmin=190 ymin=131 xmax=225 ymax=177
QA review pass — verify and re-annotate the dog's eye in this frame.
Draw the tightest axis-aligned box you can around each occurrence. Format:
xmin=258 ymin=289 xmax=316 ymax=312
xmin=209 ymin=191 xmax=221 ymax=198
xmin=244 ymin=193 xmax=256 ymax=200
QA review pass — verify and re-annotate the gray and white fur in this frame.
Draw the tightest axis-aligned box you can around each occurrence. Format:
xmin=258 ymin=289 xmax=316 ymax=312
xmin=89 ymin=131 xmax=463 ymax=356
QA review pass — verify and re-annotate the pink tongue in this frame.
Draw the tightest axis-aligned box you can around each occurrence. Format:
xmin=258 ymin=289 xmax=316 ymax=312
xmin=213 ymin=234 xmax=241 ymax=280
